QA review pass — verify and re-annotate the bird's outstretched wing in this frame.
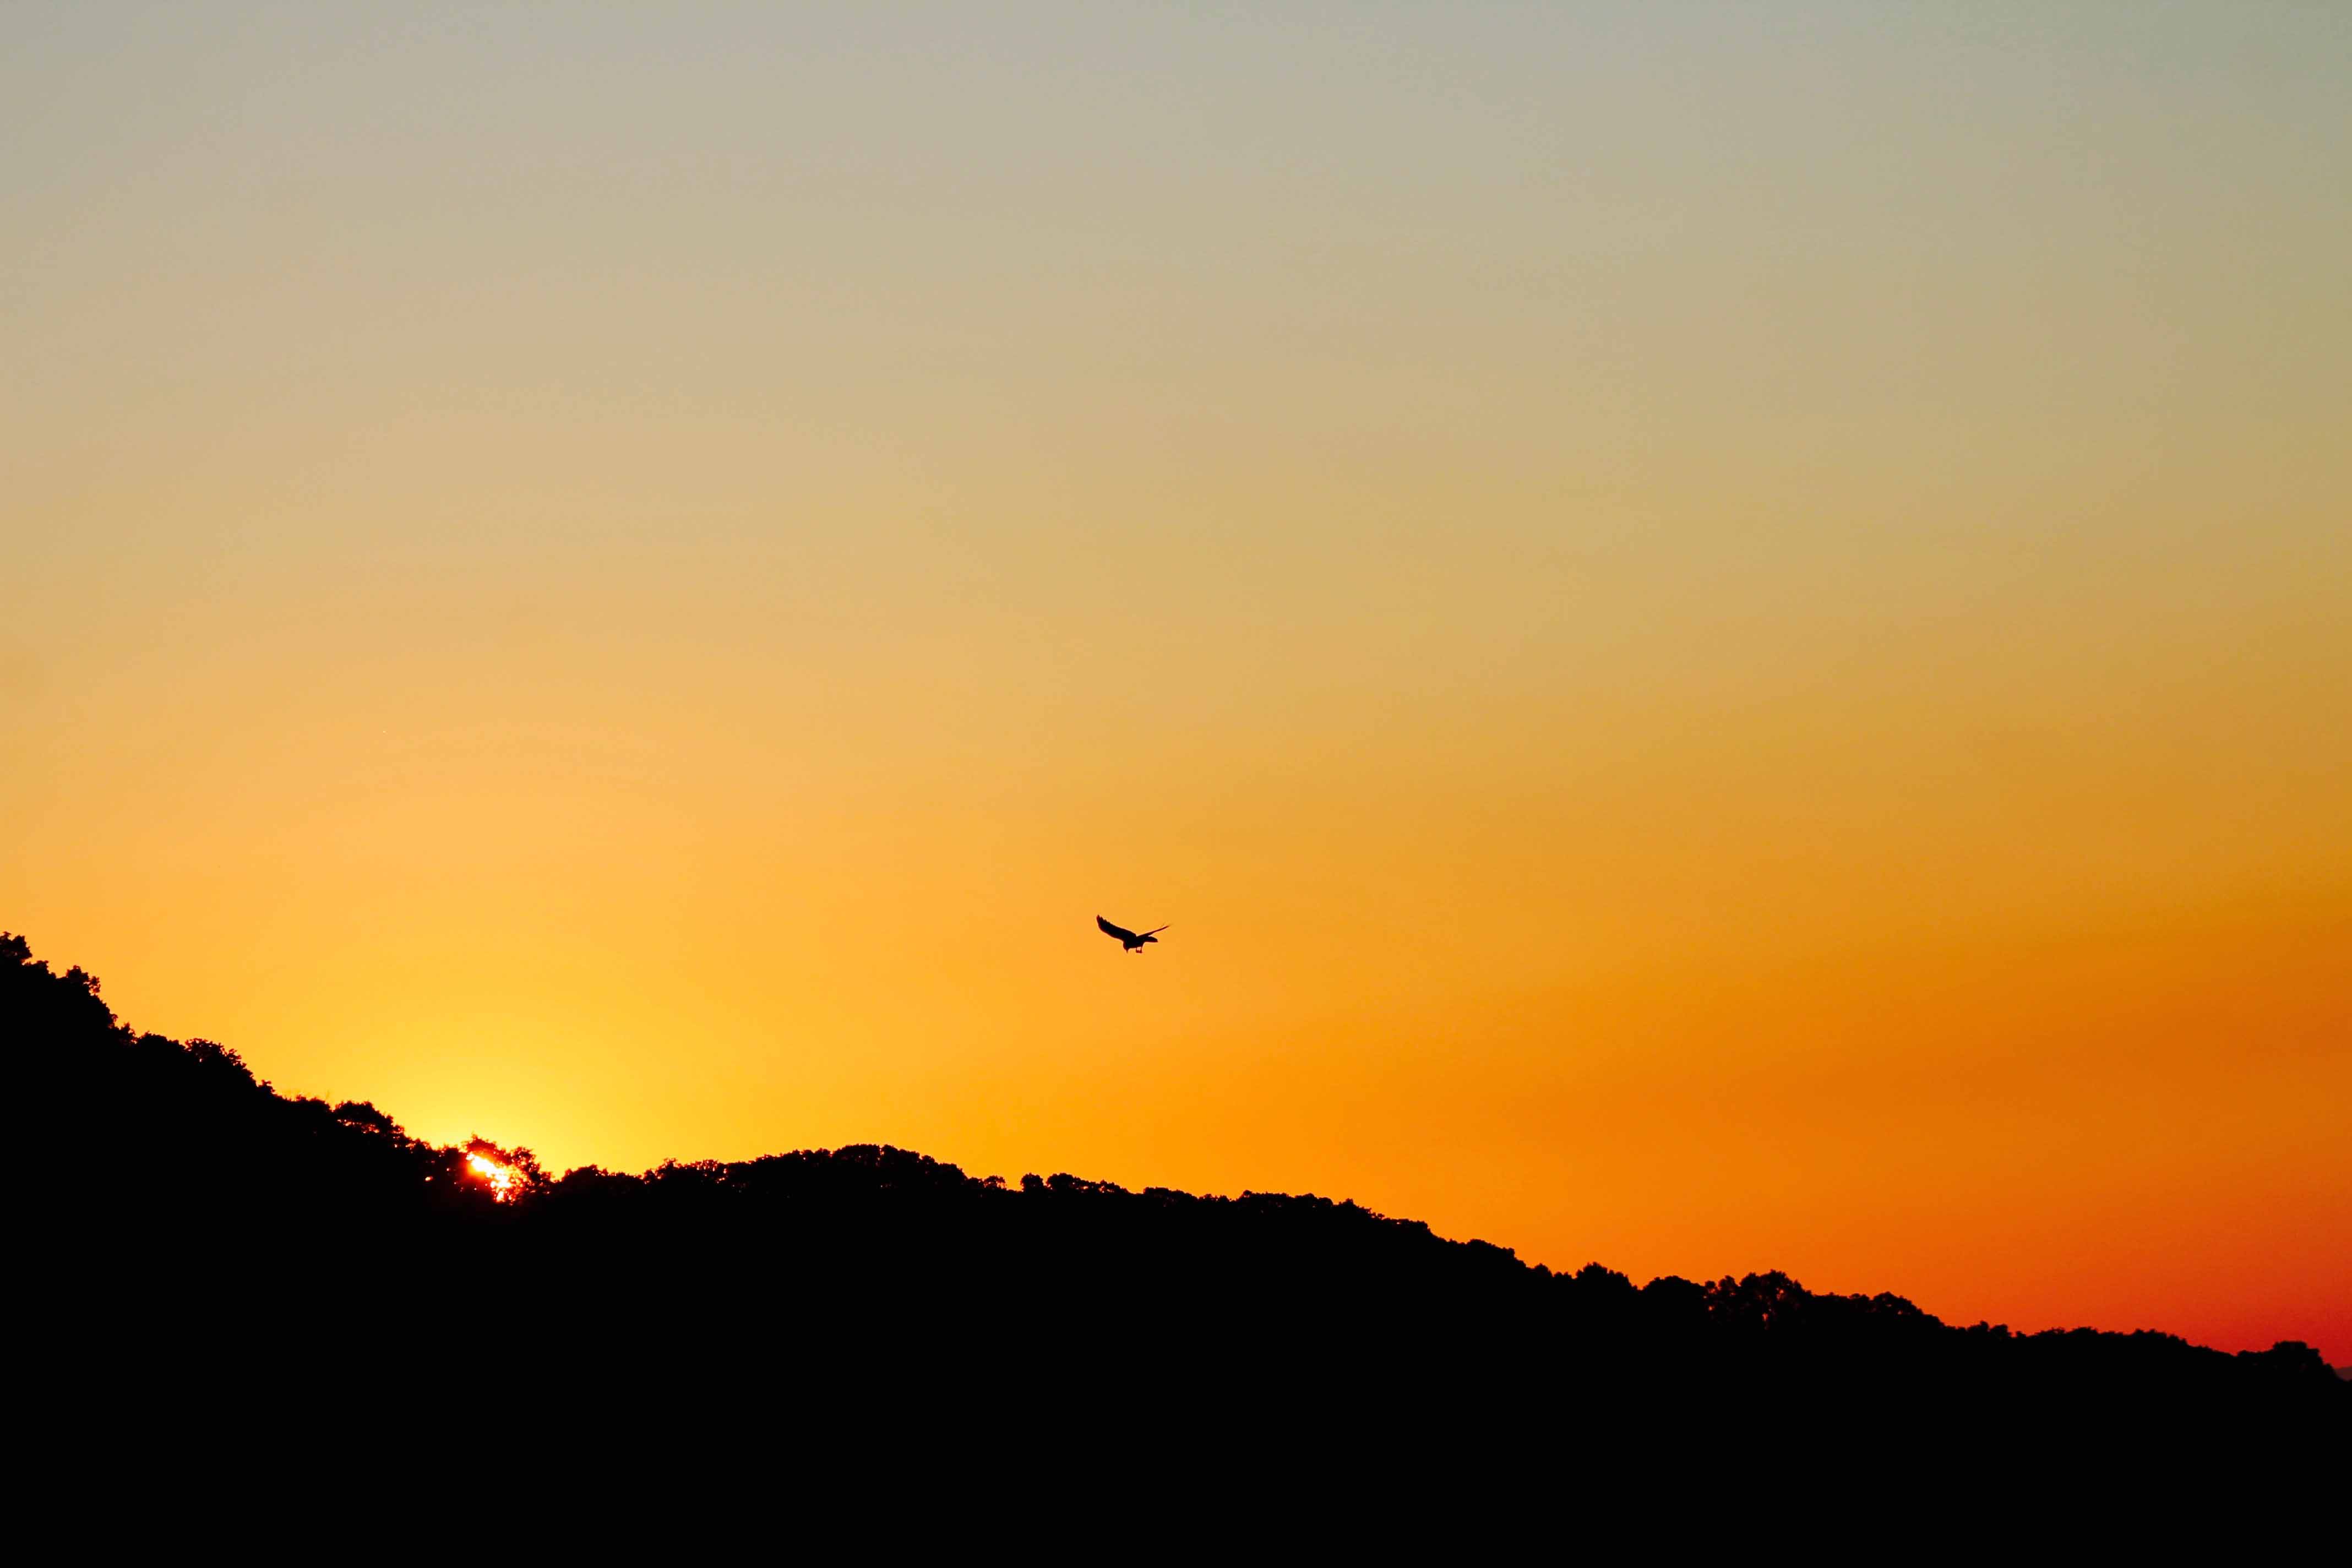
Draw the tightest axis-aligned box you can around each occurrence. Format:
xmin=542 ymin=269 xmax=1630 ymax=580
xmin=1139 ymin=925 xmax=1169 ymax=939
xmin=1097 ymin=916 xmax=1138 ymax=943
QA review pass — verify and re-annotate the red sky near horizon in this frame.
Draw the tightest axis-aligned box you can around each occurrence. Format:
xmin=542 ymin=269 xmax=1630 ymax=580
xmin=4 ymin=3 xmax=2346 ymax=1362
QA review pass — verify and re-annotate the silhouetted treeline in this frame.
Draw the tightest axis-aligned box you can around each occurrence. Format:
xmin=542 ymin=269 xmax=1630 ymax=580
xmin=13 ymin=933 xmax=2342 ymax=1452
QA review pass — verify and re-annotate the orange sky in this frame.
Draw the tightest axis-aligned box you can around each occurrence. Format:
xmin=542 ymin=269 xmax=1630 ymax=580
xmin=4 ymin=3 xmax=2347 ymax=1360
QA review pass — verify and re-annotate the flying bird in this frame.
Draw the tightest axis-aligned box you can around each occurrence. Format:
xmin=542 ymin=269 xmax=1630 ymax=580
xmin=1097 ymin=916 xmax=1168 ymax=952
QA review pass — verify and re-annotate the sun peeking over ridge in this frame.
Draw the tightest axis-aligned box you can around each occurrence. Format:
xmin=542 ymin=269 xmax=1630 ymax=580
xmin=458 ymin=1139 xmax=542 ymax=1204
xmin=465 ymin=1150 xmax=515 ymax=1200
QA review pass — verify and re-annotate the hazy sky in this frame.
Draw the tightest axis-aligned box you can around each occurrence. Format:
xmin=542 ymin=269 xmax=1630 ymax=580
xmin=5 ymin=2 xmax=2347 ymax=1358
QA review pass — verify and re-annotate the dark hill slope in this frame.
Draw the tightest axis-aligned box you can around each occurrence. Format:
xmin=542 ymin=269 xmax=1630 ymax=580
xmin=10 ymin=933 xmax=2340 ymax=1442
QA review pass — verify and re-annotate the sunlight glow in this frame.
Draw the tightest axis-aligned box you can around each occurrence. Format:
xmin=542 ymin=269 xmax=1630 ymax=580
xmin=465 ymin=1151 xmax=516 ymax=1200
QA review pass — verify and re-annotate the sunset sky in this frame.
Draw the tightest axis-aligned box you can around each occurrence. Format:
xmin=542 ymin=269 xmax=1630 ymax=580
xmin=5 ymin=3 xmax=2346 ymax=1359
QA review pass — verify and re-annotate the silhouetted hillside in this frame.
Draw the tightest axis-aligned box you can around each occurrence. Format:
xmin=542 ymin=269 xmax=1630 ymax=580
xmin=13 ymin=932 xmax=2342 ymax=1449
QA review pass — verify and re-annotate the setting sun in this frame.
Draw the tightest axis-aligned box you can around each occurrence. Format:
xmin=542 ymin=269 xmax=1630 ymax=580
xmin=464 ymin=1151 xmax=516 ymax=1202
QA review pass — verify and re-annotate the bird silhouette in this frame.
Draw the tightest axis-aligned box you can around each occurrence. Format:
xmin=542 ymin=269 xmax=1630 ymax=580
xmin=1097 ymin=916 xmax=1168 ymax=952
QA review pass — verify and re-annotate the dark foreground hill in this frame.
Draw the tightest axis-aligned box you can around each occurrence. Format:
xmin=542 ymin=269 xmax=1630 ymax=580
xmin=12 ymin=932 xmax=2341 ymax=1460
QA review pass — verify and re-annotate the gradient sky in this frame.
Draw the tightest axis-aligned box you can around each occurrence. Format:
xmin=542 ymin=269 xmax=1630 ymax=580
xmin=5 ymin=3 xmax=2347 ymax=1359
